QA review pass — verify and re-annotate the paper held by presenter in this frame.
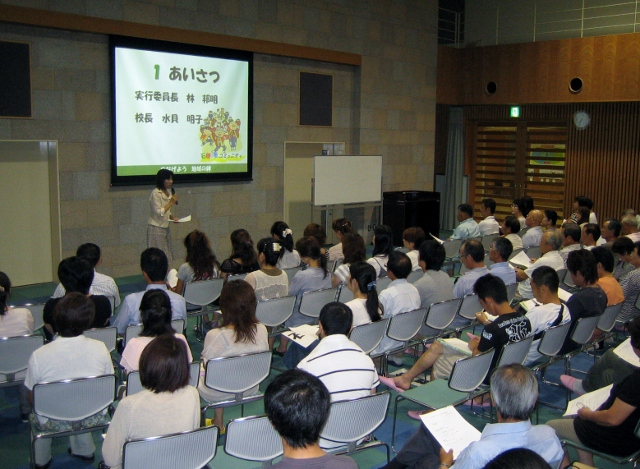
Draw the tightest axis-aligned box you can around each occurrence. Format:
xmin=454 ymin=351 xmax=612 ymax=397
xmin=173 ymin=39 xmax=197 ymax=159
xmin=171 ymin=215 xmax=192 ymax=223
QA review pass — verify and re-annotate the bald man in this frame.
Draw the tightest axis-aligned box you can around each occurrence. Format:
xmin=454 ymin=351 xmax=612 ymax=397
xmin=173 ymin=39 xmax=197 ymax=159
xmin=522 ymin=209 xmax=544 ymax=249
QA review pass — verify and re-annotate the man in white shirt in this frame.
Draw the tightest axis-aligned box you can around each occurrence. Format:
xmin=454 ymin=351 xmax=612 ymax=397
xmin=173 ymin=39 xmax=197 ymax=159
xmin=522 ymin=210 xmax=544 ymax=249
xmin=501 ymin=216 xmax=523 ymax=251
xmin=581 ymin=223 xmax=600 ymax=250
xmin=413 ymin=240 xmax=454 ymax=308
xmin=478 ymin=198 xmax=500 ymax=236
xmin=112 ymin=248 xmax=187 ymax=334
xmin=559 ymin=223 xmax=582 ymax=265
xmin=600 ymin=218 xmax=621 ymax=248
xmin=516 ymin=230 xmax=565 ymax=299
xmin=622 ymin=215 xmax=640 ymax=243
xmin=449 ymin=203 xmax=481 ymax=241
xmin=488 ymin=237 xmax=516 ymax=286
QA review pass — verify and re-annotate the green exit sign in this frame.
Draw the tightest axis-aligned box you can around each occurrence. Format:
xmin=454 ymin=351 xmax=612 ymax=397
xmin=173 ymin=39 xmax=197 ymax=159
xmin=510 ymin=106 xmax=520 ymax=118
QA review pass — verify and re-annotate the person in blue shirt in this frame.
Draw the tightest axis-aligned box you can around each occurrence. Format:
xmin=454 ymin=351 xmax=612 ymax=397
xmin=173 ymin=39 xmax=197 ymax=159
xmin=449 ymin=203 xmax=481 ymax=241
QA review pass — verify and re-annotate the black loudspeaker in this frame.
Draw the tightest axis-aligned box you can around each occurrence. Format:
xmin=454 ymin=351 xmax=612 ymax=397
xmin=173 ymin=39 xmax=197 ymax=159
xmin=383 ymin=191 xmax=440 ymax=246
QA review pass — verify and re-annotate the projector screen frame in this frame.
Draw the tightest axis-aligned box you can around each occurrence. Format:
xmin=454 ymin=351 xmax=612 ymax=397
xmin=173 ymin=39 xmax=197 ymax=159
xmin=109 ymin=35 xmax=254 ymax=186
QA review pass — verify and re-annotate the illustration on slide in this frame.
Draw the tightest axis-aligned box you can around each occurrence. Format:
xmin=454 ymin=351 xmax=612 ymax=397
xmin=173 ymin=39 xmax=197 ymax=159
xmin=200 ymin=107 xmax=243 ymax=162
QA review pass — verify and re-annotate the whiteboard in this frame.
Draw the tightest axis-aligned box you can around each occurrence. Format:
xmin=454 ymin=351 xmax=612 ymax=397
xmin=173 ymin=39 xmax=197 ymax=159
xmin=313 ymin=155 xmax=382 ymax=206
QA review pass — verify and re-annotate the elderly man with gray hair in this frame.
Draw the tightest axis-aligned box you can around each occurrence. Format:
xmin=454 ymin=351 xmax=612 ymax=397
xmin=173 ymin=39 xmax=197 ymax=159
xmin=380 ymin=364 xmax=563 ymax=469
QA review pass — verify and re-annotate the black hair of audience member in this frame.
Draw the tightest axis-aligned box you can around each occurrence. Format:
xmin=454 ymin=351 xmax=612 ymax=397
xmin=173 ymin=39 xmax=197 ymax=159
xmin=76 ymin=243 xmax=101 ymax=268
xmin=271 ymin=221 xmax=295 ymax=253
xmin=139 ymin=289 xmax=174 ymax=338
xmin=458 ymin=203 xmax=473 ymax=218
xmin=139 ymin=334 xmax=190 ymax=393
xmin=474 ymin=274 xmax=508 ymax=304
xmin=229 ymin=228 xmax=259 ymax=266
xmin=257 ymin=237 xmax=284 ymax=265
xmin=419 ymin=240 xmax=446 ymax=271
xmin=576 ymin=206 xmax=591 ymax=225
xmin=295 ymin=236 xmax=328 ymax=279
xmin=544 ymin=209 xmax=558 ymax=227
xmin=611 ymin=236 xmax=637 ymax=256
xmin=562 ymin=223 xmax=581 ymax=243
xmin=403 ymin=226 xmax=426 ymax=249
xmin=264 ymin=369 xmax=331 ymax=449
xmin=566 ymin=249 xmax=598 ymax=285
xmin=219 ymin=280 xmax=259 ymax=344
xmin=0 ymin=271 xmax=12 ymax=315
xmin=605 ymin=218 xmax=622 ymax=238
xmin=303 ymin=223 xmax=327 ymax=247
xmin=530 ymin=265 xmax=559 ymax=294
xmin=319 ymin=301 xmax=353 ymax=336
xmin=372 ymin=225 xmax=394 ymax=257
xmin=583 ymin=223 xmax=601 ymax=241
xmin=462 ymin=239 xmax=485 ymax=263
xmin=512 ymin=198 xmax=526 ymax=216
xmin=503 ymin=215 xmax=521 ymax=235
xmin=492 ymin=236 xmax=513 ymax=261
xmin=341 ymin=232 xmax=367 ymax=264
xmin=482 ymin=448 xmax=551 ymax=469
xmin=54 ymin=292 xmax=95 ymax=337
xmin=575 ymin=195 xmax=594 ymax=210
xmin=155 ymin=168 xmax=174 ymax=190
xmin=591 ymin=246 xmax=615 ymax=273
xmin=521 ymin=195 xmax=534 ymax=216
xmin=348 ymin=262 xmax=382 ymax=322
xmin=184 ymin=230 xmax=220 ymax=279
xmin=332 ymin=218 xmax=353 ymax=235
xmin=481 ymin=198 xmax=496 ymax=214
xmin=387 ymin=251 xmax=412 ymax=279
xmin=58 ymin=256 xmax=95 ymax=294
xmin=628 ymin=316 xmax=640 ymax=349
xmin=140 ymin=247 xmax=169 ymax=282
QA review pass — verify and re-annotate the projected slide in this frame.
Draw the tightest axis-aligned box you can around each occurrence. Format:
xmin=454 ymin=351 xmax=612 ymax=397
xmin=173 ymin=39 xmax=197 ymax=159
xmin=110 ymin=36 xmax=252 ymax=185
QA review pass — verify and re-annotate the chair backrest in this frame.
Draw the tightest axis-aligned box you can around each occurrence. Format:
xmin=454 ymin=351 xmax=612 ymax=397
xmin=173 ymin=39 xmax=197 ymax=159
xmin=537 ymin=321 xmax=572 ymax=357
xmin=337 ymin=284 xmax=354 ymax=303
xmin=327 ymin=260 xmax=337 ymax=273
xmin=508 ymin=248 xmax=523 ymax=261
xmin=32 ymin=374 xmax=115 ymax=422
xmin=443 ymin=239 xmax=462 ymax=259
xmin=449 ymin=348 xmax=495 ymax=393
xmin=124 ymin=319 xmax=185 ymax=347
xmin=457 ymin=293 xmax=482 ymax=321
xmin=407 ymin=270 xmax=423 ymax=284
xmin=204 ymin=351 xmax=272 ymax=396
xmin=228 ymin=273 xmax=248 ymax=282
xmin=571 ymin=315 xmax=602 ymax=346
xmin=459 ymin=263 xmax=470 ymax=276
xmin=481 ymin=234 xmax=500 ymax=251
xmin=183 ymin=278 xmax=224 ymax=307
xmin=376 ymin=276 xmax=393 ymax=292
xmin=597 ymin=303 xmax=623 ymax=333
xmin=127 ymin=362 xmax=200 ymax=396
xmin=496 ymin=336 xmax=535 ymax=368
xmin=283 ymin=266 xmax=302 ymax=285
xmin=83 ymin=326 xmax=117 ymax=353
xmin=25 ymin=303 xmax=45 ymax=331
xmin=320 ymin=392 xmax=390 ymax=451
xmin=106 ymin=295 xmax=117 ymax=315
xmin=386 ymin=308 xmax=427 ymax=342
xmin=425 ymin=298 xmax=462 ymax=331
xmin=484 ymin=253 xmax=494 ymax=268
xmin=525 ymin=246 xmax=542 ymax=259
xmin=299 ymin=288 xmax=339 ymax=318
xmin=122 ymin=425 xmax=218 ymax=469
xmin=506 ymin=283 xmax=517 ymax=303
xmin=225 ymin=415 xmax=283 ymax=464
xmin=0 ymin=335 xmax=44 ymax=382
xmin=255 ymin=295 xmax=296 ymax=327
xmin=349 ymin=318 xmax=390 ymax=354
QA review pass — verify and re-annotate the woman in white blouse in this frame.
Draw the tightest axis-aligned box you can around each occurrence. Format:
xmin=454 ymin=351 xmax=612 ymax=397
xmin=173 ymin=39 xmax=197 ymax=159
xmin=344 ymin=262 xmax=383 ymax=327
xmin=147 ymin=169 xmax=179 ymax=264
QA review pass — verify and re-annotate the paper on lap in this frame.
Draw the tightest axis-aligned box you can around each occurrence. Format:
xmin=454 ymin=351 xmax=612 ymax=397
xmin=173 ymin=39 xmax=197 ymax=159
xmin=420 ymin=406 xmax=481 ymax=459
xmin=283 ymin=324 xmax=319 ymax=347
xmin=564 ymin=384 xmax=613 ymax=417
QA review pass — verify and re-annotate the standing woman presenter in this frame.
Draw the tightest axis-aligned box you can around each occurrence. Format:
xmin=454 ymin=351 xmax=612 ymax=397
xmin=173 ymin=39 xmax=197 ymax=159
xmin=148 ymin=169 xmax=179 ymax=264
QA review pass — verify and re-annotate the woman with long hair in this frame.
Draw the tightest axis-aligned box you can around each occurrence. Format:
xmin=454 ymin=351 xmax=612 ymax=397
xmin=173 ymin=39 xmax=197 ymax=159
xmin=245 ymin=238 xmax=289 ymax=301
xmin=270 ymin=221 xmax=301 ymax=269
xmin=220 ymin=228 xmax=260 ymax=278
xmin=198 ymin=280 xmax=269 ymax=431
xmin=367 ymin=224 xmax=394 ymax=277
xmin=303 ymin=223 xmax=328 ymax=257
xmin=331 ymin=232 xmax=366 ymax=287
xmin=147 ymin=169 xmax=179 ymax=263
xmin=328 ymin=218 xmax=353 ymax=261
xmin=174 ymin=230 xmax=220 ymax=294
xmin=345 ymin=262 xmax=383 ymax=327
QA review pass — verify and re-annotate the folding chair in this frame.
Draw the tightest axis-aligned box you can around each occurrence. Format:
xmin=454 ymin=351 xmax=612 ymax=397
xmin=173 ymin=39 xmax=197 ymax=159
xmin=337 ymin=284 xmax=354 ymax=303
xmin=376 ymin=276 xmax=393 ymax=292
xmin=255 ymin=295 xmax=296 ymax=337
xmin=320 ymin=392 xmax=391 ymax=462
xmin=418 ymin=297 xmax=462 ymax=342
xmin=349 ymin=317 xmax=390 ymax=355
xmin=122 ymin=425 xmax=219 ymax=469
xmin=525 ymin=245 xmax=542 ymax=259
xmin=506 ymin=283 xmax=518 ymax=304
xmin=376 ymin=308 xmax=428 ymax=376
xmin=183 ymin=278 xmax=224 ymax=340
xmin=481 ymin=234 xmax=500 ymax=252
xmin=298 ymin=288 xmax=339 ymax=320
xmin=455 ymin=293 xmax=482 ymax=335
xmin=83 ymin=326 xmax=117 ymax=353
xmin=24 ymin=304 xmax=45 ymax=332
xmin=127 ymin=362 xmax=201 ymax=396
xmin=406 ymin=270 xmax=423 ymax=284
xmin=123 ymin=319 xmax=186 ymax=347
xmin=225 ymin=415 xmax=283 ymax=468
xmin=562 ymin=420 xmax=640 ymax=468
xmin=30 ymin=374 xmax=116 ymax=469
xmin=0 ymin=335 xmax=44 ymax=387
xmin=201 ymin=351 xmax=272 ymax=424
xmin=583 ymin=302 xmax=623 ymax=360
xmin=283 ymin=266 xmax=302 ymax=285
xmin=508 ymin=248 xmax=523 ymax=261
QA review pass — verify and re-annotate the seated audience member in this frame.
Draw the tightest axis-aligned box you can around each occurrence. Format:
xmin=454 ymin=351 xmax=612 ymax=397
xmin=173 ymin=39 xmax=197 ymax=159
xmin=488 ymin=237 xmax=516 ymax=286
xmin=622 ymin=214 xmax=640 ymax=243
xmin=559 ymin=223 xmax=582 ymax=265
xmin=576 ymin=206 xmax=591 ymax=227
xmin=173 ymin=230 xmax=220 ymax=295
xmin=328 ymin=218 xmax=353 ymax=261
xmin=102 ymin=335 xmax=199 ymax=469
xmin=611 ymin=238 xmax=640 ymax=322
xmin=264 ymin=369 xmax=357 ymax=469
xmin=522 ymin=195 xmax=535 ymax=216
xmin=403 ymin=226 xmax=427 ymax=271
xmin=523 ymin=266 xmax=570 ymax=365
xmin=52 ymin=243 xmax=121 ymax=308
xmin=581 ymin=223 xmax=600 ymax=250
xmin=303 ymin=223 xmax=328 ymax=257
xmin=271 ymin=221 xmax=302 ymax=269
xmin=515 ymin=230 xmax=565 ymax=300
xmin=198 ymin=280 xmax=269 ymax=431
xmin=570 ymin=196 xmax=597 ymax=224
xmin=541 ymin=209 xmax=558 ymax=231
xmin=413 ymin=240 xmax=454 ymax=308
xmin=558 ymin=250 xmax=607 ymax=355
xmin=449 ymin=203 xmax=481 ymax=241
xmin=453 ymin=239 xmax=489 ymax=299
xmin=501 ymin=215 xmax=523 ymax=251
xmin=26 ymin=293 xmax=114 ymax=468
xmin=548 ymin=318 xmax=640 ymax=468
xmin=482 ymin=448 xmax=552 ymax=469
xmin=220 ymin=228 xmax=260 ymax=277
xmin=120 ymin=289 xmax=192 ymax=374
xmin=511 ymin=198 xmax=528 ymax=231
xmin=244 ymin=238 xmax=289 ymax=301
xmin=332 ymin=232 xmax=367 ymax=287
xmin=344 ymin=262 xmax=383 ymax=327
xmin=522 ymin=209 xmax=544 ymax=249
xmin=380 ymin=275 xmax=531 ymax=392
xmin=478 ymin=198 xmax=500 ymax=235
xmin=600 ymin=218 xmax=621 ymax=248
xmin=113 ymin=248 xmax=186 ymax=335
xmin=380 ymin=364 xmax=563 ymax=469
xmin=592 ymin=246 xmax=625 ymax=306
xmin=372 ymin=251 xmax=420 ymax=365
xmin=44 ymin=256 xmax=112 ymax=340
xmin=367 ymin=224 xmax=394 ymax=277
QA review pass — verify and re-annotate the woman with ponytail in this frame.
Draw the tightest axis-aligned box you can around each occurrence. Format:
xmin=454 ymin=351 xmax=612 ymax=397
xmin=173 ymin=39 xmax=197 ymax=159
xmin=220 ymin=229 xmax=260 ymax=278
xmin=367 ymin=225 xmax=394 ymax=277
xmin=245 ymin=238 xmax=289 ymax=301
xmin=270 ymin=221 xmax=301 ymax=269
xmin=345 ymin=262 xmax=383 ymax=327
